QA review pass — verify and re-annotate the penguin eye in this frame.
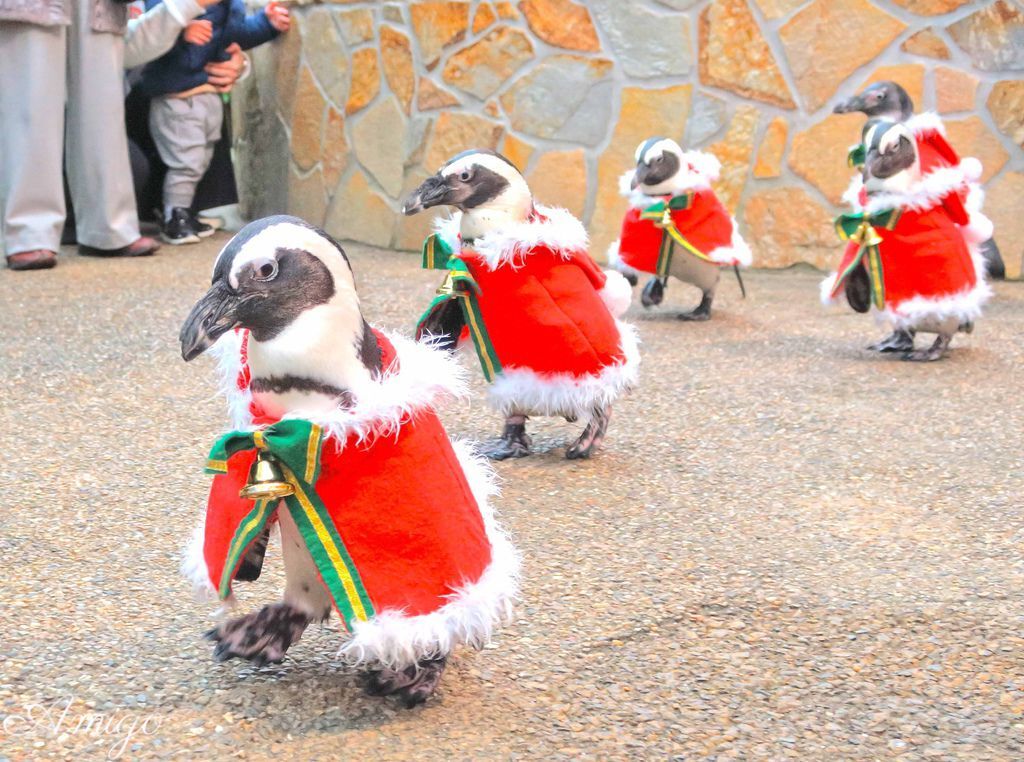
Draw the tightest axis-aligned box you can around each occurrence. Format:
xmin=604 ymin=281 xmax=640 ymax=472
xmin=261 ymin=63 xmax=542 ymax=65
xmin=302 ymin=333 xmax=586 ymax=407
xmin=251 ymin=258 xmax=278 ymax=282
xmin=459 ymin=170 xmax=472 ymax=182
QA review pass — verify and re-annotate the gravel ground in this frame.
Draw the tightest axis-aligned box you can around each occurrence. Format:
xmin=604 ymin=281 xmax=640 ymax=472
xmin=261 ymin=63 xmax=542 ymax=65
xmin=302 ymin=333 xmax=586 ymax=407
xmin=1 ymin=237 xmax=1022 ymax=761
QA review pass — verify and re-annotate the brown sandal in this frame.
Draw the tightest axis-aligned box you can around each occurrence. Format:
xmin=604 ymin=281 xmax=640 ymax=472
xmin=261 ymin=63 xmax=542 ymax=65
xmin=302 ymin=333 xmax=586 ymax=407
xmin=6 ymin=249 xmax=57 ymax=271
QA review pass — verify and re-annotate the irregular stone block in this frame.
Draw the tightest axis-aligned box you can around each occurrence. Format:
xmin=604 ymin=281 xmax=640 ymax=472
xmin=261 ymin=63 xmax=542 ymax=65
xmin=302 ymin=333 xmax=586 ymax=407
xmin=858 ymin=63 xmax=925 ymax=110
xmin=322 ymin=106 xmax=350 ymax=191
xmin=410 ymin=1 xmax=471 ymax=69
xmin=780 ymin=0 xmax=906 ymax=112
xmin=304 ymin=9 xmax=347 ymax=109
xmin=943 ymin=116 xmax=1009 ymax=183
xmin=707 ymin=105 xmax=759 ymax=213
xmin=742 ymin=186 xmax=837 ymax=269
xmin=890 ymin=0 xmax=972 ymax=14
xmin=501 ymin=133 xmax=535 ymax=172
xmin=519 ymin=0 xmax=600 ymax=52
xmin=423 ymin=111 xmax=505 ymax=171
xmin=235 ymin=75 xmax=290 ymax=219
xmin=472 ymin=1 xmax=496 ymax=33
xmin=495 ymin=1 xmax=518 ymax=19
xmin=334 ymin=8 xmax=374 ymax=46
xmin=947 ymin=1 xmax=1024 ymax=71
xmin=345 ymin=49 xmax=380 ymax=115
xmin=528 ymin=149 xmax=588 ymax=218
xmin=751 ymin=0 xmax=805 ymax=20
xmin=699 ymin=0 xmax=795 ymax=109
xmin=352 ymin=97 xmax=407 ymax=199
xmin=983 ymin=171 xmax=1024 ymax=278
xmin=417 ymin=78 xmax=461 ymax=111
xmin=500 ymin=55 xmax=613 ymax=146
xmin=442 ymin=26 xmax=534 ymax=99
xmin=290 ymin=66 xmax=326 ymax=172
xmin=325 ymin=170 xmax=394 ymax=247
xmin=987 ymin=80 xmax=1024 ymax=146
xmin=754 ymin=117 xmax=788 ymax=179
xmin=288 ymin=167 xmax=327 ymax=227
xmin=788 ymin=113 xmax=863 ymax=206
xmin=588 ymin=0 xmax=691 ymax=78
xmin=685 ymin=91 xmax=729 ymax=146
xmin=901 ymin=28 xmax=950 ymax=60
xmin=590 ymin=84 xmax=693 ymax=257
xmin=381 ymin=26 xmax=415 ymax=114
xmin=935 ymin=66 xmax=978 ymax=114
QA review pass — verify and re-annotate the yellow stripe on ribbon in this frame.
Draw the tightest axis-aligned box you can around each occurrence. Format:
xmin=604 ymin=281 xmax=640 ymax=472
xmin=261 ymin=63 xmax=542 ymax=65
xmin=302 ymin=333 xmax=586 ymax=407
xmin=223 ymin=499 xmax=273 ymax=581
xmin=253 ymin=430 xmax=266 ymax=450
xmin=304 ymin=424 xmax=321 ymax=484
xmin=206 ymin=459 xmax=229 ymax=473
xmin=460 ymin=293 xmax=497 ymax=381
xmin=284 ymin=468 xmax=370 ymax=623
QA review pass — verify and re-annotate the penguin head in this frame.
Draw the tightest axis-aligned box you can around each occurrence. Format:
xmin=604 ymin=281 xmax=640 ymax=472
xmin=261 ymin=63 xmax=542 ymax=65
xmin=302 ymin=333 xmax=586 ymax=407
xmin=402 ymin=149 xmax=533 ymax=239
xmin=180 ymin=215 xmax=362 ymax=362
xmin=833 ymin=81 xmax=914 ymax=121
xmin=631 ymin=137 xmax=688 ymax=195
xmin=862 ymin=119 xmax=920 ymax=191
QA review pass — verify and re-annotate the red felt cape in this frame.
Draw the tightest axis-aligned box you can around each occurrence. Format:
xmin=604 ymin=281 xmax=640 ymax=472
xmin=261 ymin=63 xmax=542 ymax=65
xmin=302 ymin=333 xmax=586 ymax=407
xmin=616 ymin=191 xmax=739 ymax=274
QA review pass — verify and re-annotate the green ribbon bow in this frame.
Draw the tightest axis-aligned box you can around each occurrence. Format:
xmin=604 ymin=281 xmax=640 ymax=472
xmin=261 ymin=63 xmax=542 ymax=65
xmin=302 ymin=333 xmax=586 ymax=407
xmin=848 ymin=144 xmax=867 ymax=169
xmin=833 ymin=209 xmax=901 ymax=310
xmin=417 ymin=241 xmax=502 ymax=382
xmin=206 ymin=419 xmax=375 ymax=629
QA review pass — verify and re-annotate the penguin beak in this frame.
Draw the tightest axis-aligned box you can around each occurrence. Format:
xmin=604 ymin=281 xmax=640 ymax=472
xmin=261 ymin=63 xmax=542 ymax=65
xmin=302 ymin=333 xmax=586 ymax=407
xmin=833 ymin=93 xmax=866 ymax=115
xmin=402 ymin=175 xmax=451 ymax=215
xmin=179 ymin=281 xmax=243 ymax=362
xmin=632 ymin=163 xmax=650 ymax=189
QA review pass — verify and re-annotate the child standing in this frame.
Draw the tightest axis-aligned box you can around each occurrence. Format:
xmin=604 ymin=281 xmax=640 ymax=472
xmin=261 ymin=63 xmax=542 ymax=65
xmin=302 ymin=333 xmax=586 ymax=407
xmin=136 ymin=0 xmax=289 ymax=244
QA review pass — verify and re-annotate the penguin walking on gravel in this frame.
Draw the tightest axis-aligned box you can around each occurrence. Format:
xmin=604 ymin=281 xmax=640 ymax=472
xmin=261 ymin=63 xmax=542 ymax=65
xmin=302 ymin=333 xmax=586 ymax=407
xmin=402 ymin=149 xmax=638 ymax=461
xmin=822 ymin=120 xmax=990 ymax=361
xmin=178 ymin=216 xmax=518 ymax=707
xmin=607 ymin=138 xmax=751 ymax=321
xmin=834 ymin=80 xmax=999 ymax=353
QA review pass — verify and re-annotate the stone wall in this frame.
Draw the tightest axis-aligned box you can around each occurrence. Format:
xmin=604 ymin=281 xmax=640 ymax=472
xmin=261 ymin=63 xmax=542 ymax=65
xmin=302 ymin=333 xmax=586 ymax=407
xmin=233 ymin=0 xmax=1024 ymax=277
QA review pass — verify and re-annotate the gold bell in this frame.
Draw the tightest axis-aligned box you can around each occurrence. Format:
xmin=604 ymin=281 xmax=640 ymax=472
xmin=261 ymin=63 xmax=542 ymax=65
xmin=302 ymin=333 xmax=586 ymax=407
xmin=239 ymin=452 xmax=294 ymax=501
xmin=854 ymin=221 xmax=884 ymax=247
xmin=435 ymin=271 xmax=455 ymax=296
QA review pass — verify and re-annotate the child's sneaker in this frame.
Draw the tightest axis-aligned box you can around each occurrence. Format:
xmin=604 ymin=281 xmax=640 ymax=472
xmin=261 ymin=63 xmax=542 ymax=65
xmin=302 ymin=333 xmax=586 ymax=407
xmin=162 ymin=208 xmax=201 ymax=245
xmin=188 ymin=210 xmax=217 ymax=239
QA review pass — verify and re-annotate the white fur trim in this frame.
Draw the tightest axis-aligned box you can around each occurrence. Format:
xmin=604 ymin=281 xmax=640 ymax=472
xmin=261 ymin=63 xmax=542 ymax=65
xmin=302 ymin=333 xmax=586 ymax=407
xmin=434 ymin=205 xmax=588 ymax=269
xmin=844 ymin=175 xmax=866 ymax=210
xmin=707 ymin=228 xmax=753 ymax=267
xmin=906 ymin=112 xmax=946 ymax=138
xmin=960 ymin=157 xmax=982 ymax=184
xmin=820 ymin=273 xmax=841 ymax=307
xmin=486 ymin=320 xmax=640 ymax=421
xmin=606 ymin=240 xmax=641 ymax=279
xmin=963 ymin=184 xmax=994 ymax=243
xmin=337 ymin=440 xmax=520 ymax=669
xmin=599 ymin=270 xmax=633 ymax=318
xmin=209 ymin=329 xmax=254 ymax=430
xmin=181 ymin=513 xmax=218 ymax=602
xmin=862 ymin=164 xmax=973 ymax=216
xmin=210 ymin=330 xmax=469 ymax=447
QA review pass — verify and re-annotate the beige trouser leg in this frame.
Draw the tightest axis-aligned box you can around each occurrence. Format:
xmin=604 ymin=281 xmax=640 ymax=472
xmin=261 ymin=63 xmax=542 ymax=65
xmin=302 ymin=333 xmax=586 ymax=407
xmin=0 ymin=21 xmax=67 ymax=255
xmin=65 ymin=0 xmax=140 ymax=250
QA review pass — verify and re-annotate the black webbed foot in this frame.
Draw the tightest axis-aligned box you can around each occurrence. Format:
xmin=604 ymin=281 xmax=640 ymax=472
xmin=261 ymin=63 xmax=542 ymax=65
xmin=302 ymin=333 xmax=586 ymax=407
xmin=903 ymin=334 xmax=951 ymax=362
xmin=566 ymin=406 xmax=611 ymax=460
xmin=206 ymin=603 xmax=310 ymax=666
xmin=485 ymin=419 xmax=532 ymax=461
xmin=678 ymin=291 xmax=713 ymax=322
xmin=363 ymin=656 xmax=448 ymax=708
xmin=640 ymin=277 xmax=665 ymax=308
xmin=622 ymin=271 xmax=639 ymax=287
xmin=868 ymin=329 xmax=915 ymax=353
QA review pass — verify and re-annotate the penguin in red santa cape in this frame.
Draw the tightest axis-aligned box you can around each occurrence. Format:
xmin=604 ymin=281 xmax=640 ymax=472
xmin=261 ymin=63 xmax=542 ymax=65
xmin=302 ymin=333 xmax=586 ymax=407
xmin=401 ymin=149 xmax=638 ymax=461
xmin=178 ymin=216 xmax=519 ymax=707
xmin=822 ymin=119 xmax=991 ymax=361
xmin=833 ymin=81 xmax=998 ymax=353
xmin=606 ymin=137 xmax=752 ymax=321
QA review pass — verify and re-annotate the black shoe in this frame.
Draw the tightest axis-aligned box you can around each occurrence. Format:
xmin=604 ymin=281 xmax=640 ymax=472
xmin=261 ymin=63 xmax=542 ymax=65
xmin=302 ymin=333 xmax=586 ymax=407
xmin=161 ymin=208 xmax=201 ymax=245
xmin=187 ymin=210 xmax=216 ymax=239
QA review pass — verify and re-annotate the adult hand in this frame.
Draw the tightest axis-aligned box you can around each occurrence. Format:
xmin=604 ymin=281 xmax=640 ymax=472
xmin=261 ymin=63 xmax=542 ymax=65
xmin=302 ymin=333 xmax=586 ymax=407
xmin=183 ymin=19 xmax=213 ymax=45
xmin=205 ymin=44 xmax=245 ymax=92
xmin=266 ymin=1 xmax=290 ymax=32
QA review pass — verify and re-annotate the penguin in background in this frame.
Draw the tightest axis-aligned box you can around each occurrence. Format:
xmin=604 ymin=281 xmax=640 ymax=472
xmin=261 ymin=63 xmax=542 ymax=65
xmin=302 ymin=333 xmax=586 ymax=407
xmin=607 ymin=138 xmax=752 ymax=321
xmin=823 ymin=120 xmax=991 ymax=361
xmin=402 ymin=149 xmax=638 ymax=461
xmin=834 ymin=80 xmax=1002 ymax=352
xmin=179 ymin=216 xmax=518 ymax=707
